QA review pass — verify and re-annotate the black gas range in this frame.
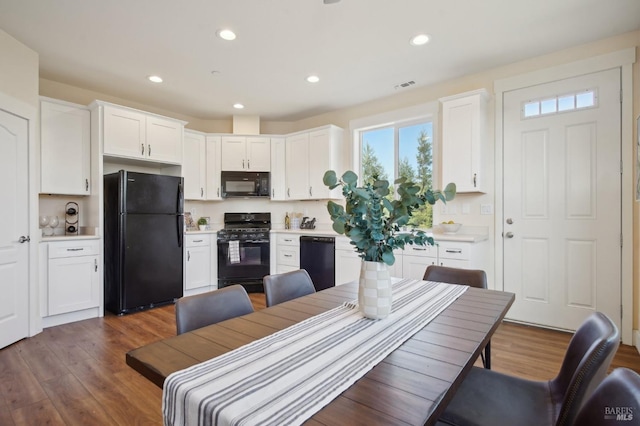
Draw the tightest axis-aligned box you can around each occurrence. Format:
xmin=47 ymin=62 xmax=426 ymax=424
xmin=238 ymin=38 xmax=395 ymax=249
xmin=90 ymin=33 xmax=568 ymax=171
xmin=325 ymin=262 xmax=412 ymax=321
xmin=217 ymin=213 xmax=271 ymax=293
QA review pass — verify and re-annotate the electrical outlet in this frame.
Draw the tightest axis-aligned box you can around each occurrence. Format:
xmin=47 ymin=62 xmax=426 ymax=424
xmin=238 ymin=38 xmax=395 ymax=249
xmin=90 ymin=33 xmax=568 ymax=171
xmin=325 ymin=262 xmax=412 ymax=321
xmin=480 ymin=204 xmax=493 ymax=215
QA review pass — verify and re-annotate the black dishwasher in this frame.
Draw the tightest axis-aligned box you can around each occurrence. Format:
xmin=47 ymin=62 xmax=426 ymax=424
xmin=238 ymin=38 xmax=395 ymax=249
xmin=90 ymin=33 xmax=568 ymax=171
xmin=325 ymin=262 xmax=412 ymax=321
xmin=299 ymin=236 xmax=335 ymax=291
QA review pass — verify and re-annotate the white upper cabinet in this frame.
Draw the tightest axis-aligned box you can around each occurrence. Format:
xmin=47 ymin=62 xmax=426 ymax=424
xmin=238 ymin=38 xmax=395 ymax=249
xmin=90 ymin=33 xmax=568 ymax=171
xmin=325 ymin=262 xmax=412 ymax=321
xmin=285 ymin=132 xmax=310 ymax=199
xmin=285 ymin=125 xmax=343 ymax=200
xmin=183 ymin=132 xmax=222 ymax=200
xmin=270 ymin=137 xmax=286 ymax=200
xmin=102 ymin=105 xmax=146 ymax=158
xmin=146 ymin=116 xmax=184 ymax=164
xmin=40 ymin=99 xmax=91 ymax=195
xmin=440 ymin=89 xmax=489 ymax=193
xmin=221 ymin=136 xmax=270 ymax=171
xmin=205 ymin=136 xmax=222 ymax=200
xmin=308 ymin=127 xmax=342 ymax=199
xmin=98 ymin=102 xmax=185 ymax=165
xmin=183 ymin=130 xmax=206 ymax=200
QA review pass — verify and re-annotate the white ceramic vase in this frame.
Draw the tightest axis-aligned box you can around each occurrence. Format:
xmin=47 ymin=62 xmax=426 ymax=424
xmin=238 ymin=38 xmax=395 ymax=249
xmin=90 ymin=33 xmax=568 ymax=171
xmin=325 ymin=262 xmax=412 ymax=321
xmin=358 ymin=260 xmax=392 ymax=319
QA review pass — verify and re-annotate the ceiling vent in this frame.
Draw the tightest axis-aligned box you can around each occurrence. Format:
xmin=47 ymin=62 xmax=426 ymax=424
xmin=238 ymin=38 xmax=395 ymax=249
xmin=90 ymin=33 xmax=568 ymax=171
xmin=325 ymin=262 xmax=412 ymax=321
xmin=394 ymin=80 xmax=416 ymax=90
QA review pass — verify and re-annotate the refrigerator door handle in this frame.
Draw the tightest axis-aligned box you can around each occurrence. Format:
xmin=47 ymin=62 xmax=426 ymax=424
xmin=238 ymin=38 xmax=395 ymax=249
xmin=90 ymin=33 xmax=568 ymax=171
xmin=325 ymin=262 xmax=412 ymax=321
xmin=177 ymin=182 xmax=184 ymax=213
xmin=177 ymin=215 xmax=184 ymax=248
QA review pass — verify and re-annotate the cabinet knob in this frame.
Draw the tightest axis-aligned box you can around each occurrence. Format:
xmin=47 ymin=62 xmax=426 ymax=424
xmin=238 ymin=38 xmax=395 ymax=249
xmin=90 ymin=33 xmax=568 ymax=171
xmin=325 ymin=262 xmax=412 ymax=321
xmin=187 ymin=250 xmax=191 ymax=261
xmin=247 ymin=160 xmax=250 ymax=169
xmin=242 ymin=159 xmax=245 ymax=169
xmin=141 ymin=143 xmax=144 ymax=155
xmin=201 ymin=188 xmax=204 ymax=197
xmin=309 ymin=187 xmax=312 ymax=197
xmin=148 ymin=144 xmax=152 ymax=156
xmin=473 ymin=173 xmax=477 ymax=187
xmin=287 ymin=188 xmax=290 ymax=197
xmin=85 ymin=179 xmax=89 ymax=191
xmin=94 ymin=259 xmax=98 ymax=272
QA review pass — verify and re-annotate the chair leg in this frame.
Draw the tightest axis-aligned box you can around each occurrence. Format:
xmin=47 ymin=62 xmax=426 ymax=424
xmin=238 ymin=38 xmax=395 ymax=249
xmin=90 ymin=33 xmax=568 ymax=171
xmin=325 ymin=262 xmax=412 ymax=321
xmin=484 ymin=340 xmax=491 ymax=369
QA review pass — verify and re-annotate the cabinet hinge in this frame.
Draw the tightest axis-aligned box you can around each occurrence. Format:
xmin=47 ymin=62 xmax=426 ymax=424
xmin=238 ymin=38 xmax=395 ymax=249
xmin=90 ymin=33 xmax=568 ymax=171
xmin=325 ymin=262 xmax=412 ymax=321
xmin=620 ymin=160 xmax=623 ymax=175
xmin=620 ymin=89 xmax=623 ymax=103
xmin=620 ymin=233 xmax=623 ymax=248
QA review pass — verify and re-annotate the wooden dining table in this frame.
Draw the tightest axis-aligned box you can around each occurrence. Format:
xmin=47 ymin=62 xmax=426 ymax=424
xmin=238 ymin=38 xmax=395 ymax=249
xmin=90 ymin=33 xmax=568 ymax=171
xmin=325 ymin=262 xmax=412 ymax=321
xmin=126 ymin=280 xmax=514 ymax=426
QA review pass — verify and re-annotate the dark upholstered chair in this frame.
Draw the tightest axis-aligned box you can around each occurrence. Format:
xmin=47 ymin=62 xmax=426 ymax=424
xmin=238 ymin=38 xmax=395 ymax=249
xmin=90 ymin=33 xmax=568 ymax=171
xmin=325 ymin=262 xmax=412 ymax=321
xmin=573 ymin=368 xmax=640 ymax=425
xmin=175 ymin=285 xmax=254 ymax=335
xmin=423 ymin=265 xmax=491 ymax=368
xmin=438 ymin=311 xmax=620 ymax=426
xmin=263 ymin=269 xmax=316 ymax=307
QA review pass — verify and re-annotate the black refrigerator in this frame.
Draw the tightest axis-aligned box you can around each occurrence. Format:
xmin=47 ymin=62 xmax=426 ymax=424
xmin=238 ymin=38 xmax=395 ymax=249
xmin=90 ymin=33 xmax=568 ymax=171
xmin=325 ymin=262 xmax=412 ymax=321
xmin=104 ymin=170 xmax=184 ymax=315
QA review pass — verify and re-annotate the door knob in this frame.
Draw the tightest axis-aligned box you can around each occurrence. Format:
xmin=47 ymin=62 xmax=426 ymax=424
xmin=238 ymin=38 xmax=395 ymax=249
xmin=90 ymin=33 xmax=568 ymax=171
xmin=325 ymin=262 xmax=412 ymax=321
xmin=18 ymin=236 xmax=30 ymax=243
xmin=506 ymin=218 xmax=513 ymax=224
xmin=504 ymin=232 xmax=514 ymax=238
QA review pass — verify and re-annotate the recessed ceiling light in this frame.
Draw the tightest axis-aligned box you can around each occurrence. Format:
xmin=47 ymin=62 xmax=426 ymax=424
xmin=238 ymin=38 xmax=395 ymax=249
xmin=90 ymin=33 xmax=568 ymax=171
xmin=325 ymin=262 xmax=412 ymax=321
xmin=218 ymin=29 xmax=237 ymax=41
xmin=306 ymin=75 xmax=320 ymax=83
xmin=323 ymin=0 xmax=341 ymax=4
xmin=410 ymin=34 xmax=430 ymax=46
xmin=233 ymin=103 xmax=244 ymax=109
xmin=148 ymin=75 xmax=163 ymax=83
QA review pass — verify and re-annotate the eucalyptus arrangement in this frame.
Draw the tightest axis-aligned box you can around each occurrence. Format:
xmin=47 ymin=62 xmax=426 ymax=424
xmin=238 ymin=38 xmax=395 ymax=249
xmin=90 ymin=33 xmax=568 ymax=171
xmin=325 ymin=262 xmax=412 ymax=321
xmin=323 ymin=170 xmax=456 ymax=266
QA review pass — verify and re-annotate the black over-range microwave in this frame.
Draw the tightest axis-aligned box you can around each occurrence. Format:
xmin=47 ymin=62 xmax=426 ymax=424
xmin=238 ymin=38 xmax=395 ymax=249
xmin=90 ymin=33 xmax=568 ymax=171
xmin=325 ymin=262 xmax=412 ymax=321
xmin=221 ymin=171 xmax=270 ymax=198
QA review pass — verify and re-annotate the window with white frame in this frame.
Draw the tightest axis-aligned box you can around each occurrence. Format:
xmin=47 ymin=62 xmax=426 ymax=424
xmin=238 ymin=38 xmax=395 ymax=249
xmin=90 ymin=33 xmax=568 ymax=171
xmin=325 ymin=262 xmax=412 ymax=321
xmin=356 ymin=117 xmax=435 ymax=228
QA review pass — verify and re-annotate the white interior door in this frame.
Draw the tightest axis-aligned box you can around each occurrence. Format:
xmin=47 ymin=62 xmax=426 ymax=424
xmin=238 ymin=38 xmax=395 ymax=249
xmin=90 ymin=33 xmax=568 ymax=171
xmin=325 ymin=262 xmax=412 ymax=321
xmin=0 ymin=108 xmax=29 ymax=348
xmin=503 ymin=68 xmax=621 ymax=332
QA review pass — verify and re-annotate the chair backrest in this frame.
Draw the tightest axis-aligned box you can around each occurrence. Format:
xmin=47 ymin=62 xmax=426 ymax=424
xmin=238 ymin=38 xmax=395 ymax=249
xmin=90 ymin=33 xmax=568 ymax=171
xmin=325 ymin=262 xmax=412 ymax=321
xmin=175 ymin=285 xmax=254 ymax=335
xmin=263 ymin=269 xmax=316 ymax=307
xmin=573 ymin=368 xmax=640 ymax=426
xmin=552 ymin=312 xmax=620 ymax=426
xmin=423 ymin=265 xmax=487 ymax=289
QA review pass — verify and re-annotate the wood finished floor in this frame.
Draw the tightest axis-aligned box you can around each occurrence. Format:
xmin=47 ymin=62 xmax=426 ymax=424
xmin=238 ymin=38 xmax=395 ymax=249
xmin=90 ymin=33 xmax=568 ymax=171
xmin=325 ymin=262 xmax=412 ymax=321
xmin=2 ymin=293 xmax=639 ymax=425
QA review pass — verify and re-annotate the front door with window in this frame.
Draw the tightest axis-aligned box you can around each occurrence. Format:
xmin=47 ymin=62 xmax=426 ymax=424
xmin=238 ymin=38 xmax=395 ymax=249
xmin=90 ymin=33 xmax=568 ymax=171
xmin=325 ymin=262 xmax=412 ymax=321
xmin=502 ymin=68 xmax=621 ymax=332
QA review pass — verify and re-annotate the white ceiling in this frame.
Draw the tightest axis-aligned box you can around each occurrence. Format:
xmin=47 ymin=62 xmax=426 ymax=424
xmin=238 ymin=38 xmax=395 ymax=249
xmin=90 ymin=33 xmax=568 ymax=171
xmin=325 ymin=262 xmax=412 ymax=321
xmin=1 ymin=0 xmax=638 ymax=121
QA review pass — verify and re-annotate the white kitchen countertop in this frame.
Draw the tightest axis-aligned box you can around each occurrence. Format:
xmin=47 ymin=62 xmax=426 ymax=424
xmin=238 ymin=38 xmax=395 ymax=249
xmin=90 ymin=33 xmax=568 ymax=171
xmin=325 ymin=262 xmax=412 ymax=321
xmin=272 ymin=227 xmax=489 ymax=243
xmin=41 ymin=235 xmax=101 ymax=242
xmin=185 ymin=229 xmax=219 ymax=235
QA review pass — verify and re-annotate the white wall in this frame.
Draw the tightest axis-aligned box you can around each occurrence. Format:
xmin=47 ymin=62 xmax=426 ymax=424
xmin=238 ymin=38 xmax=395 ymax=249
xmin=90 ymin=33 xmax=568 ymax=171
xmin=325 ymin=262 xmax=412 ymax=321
xmin=0 ymin=29 xmax=39 ymax=107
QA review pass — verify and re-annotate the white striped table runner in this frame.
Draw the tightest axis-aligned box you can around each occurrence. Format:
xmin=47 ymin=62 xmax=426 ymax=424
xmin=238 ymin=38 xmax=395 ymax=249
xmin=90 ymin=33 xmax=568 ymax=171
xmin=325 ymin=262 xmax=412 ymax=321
xmin=163 ymin=279 xmax=468 ymax=426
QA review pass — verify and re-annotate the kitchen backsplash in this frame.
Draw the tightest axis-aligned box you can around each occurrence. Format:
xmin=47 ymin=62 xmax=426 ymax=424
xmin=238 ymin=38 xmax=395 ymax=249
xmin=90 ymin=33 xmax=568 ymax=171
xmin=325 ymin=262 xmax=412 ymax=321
xmin=184 ymin=198 xmax=333 ymax=232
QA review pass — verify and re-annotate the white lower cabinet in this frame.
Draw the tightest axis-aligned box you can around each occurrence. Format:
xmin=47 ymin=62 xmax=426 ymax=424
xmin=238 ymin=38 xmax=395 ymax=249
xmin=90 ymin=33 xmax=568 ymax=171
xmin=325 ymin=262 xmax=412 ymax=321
xmin=275 ymin=234 xmax=300 ymax=274
xmin=400 ymin=244 xmax=438 ymax=280
xmin=185 ymin=235 xmax=212 ymax=295
xmin=436 ymin=240 xmax=486 ymax=269
xmin=335 ymin=237 xmax=360 ymax=285
xmin=46 ymin=239 xmax=100 ymax=317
